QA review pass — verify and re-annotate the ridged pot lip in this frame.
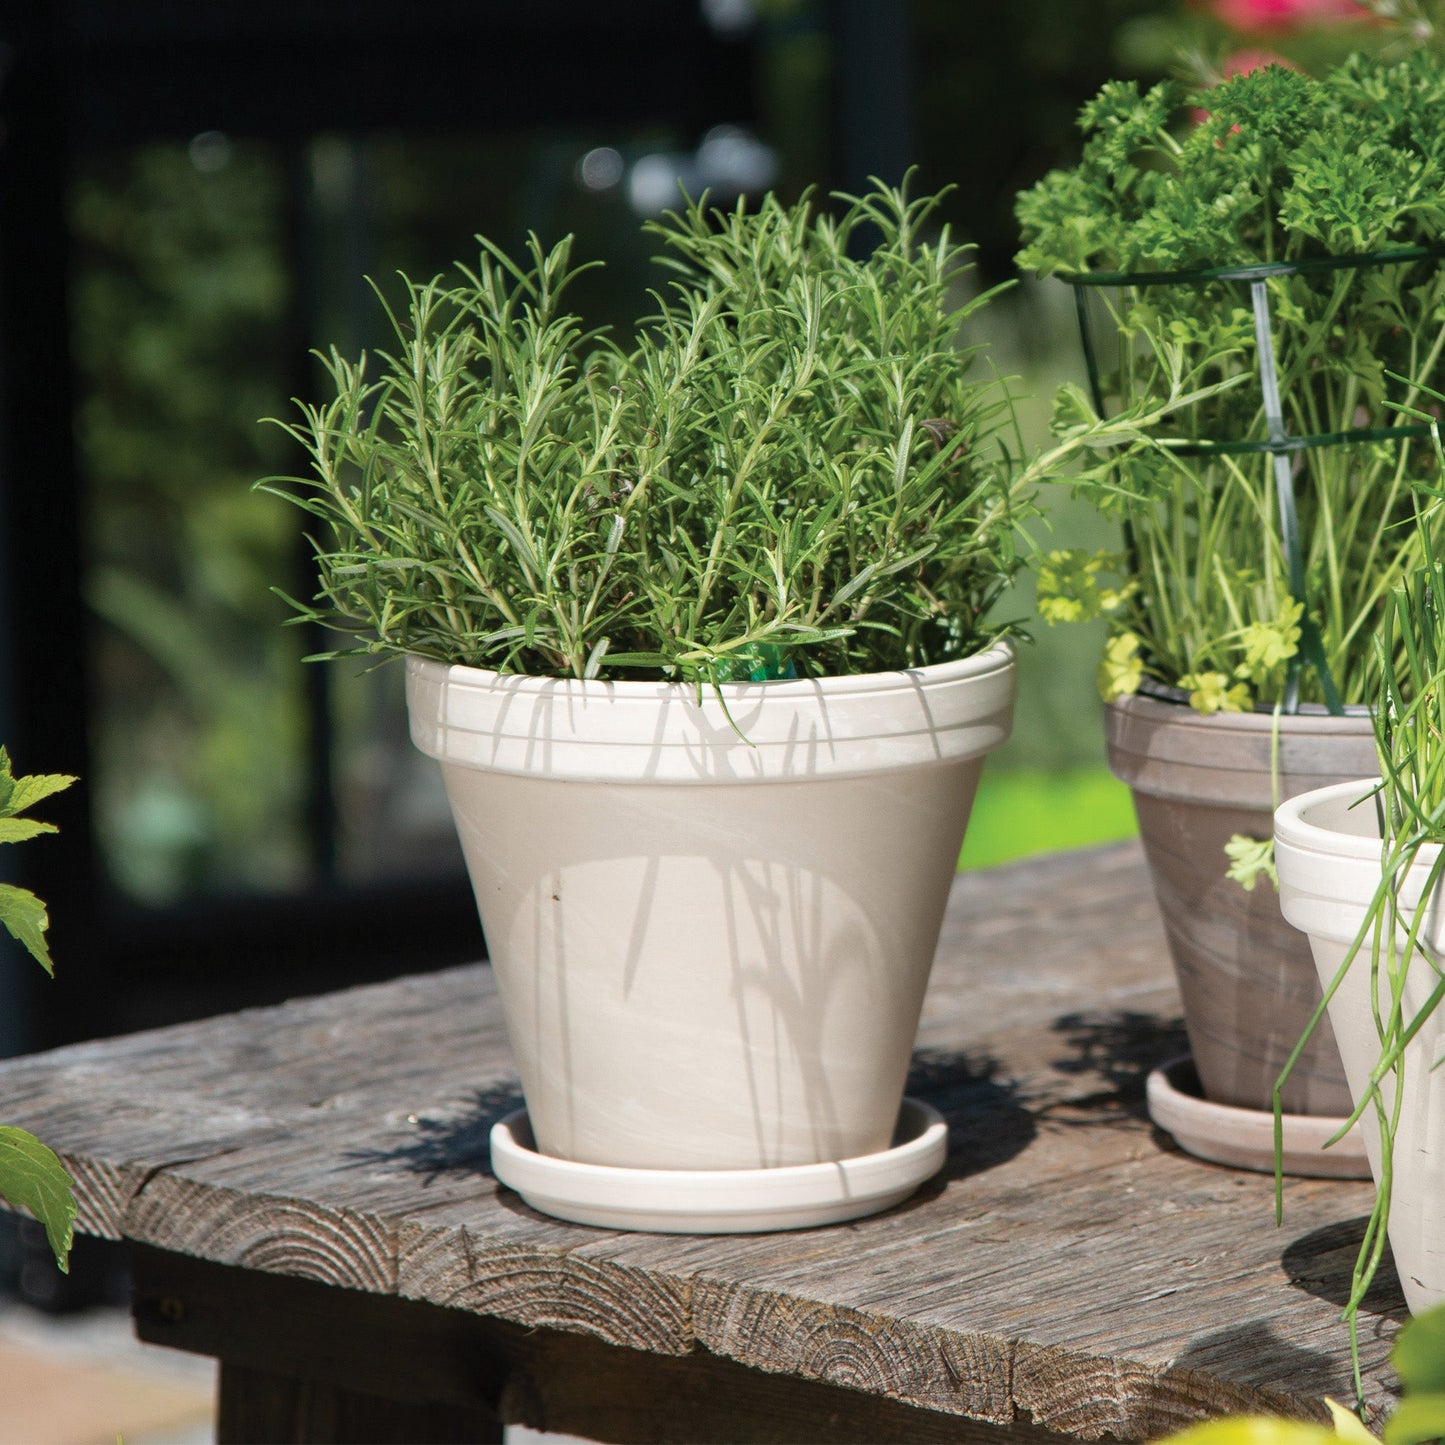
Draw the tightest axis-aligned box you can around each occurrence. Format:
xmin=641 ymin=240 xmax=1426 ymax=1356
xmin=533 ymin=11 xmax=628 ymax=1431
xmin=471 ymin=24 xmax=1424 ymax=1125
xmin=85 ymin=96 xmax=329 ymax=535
xmin=1106 ymin=690 xmax=1374 ymax=737
xmin=1106 ymin=690 xmax=1378 ymax=808
xmin=1275 ymin=777 xmax=1445 ymax=939
xmin=1274 ymin=777 xmax=1387 ymax=862
xmin=405 ymin=641 xmax=1016 ymax=782
xmin=407 ymin=638 xmax=1015 ymax=703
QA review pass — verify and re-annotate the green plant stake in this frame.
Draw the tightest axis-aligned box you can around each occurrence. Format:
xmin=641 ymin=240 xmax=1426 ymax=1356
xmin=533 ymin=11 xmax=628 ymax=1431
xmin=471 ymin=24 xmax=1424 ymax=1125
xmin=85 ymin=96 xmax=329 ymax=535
xmin=0 ymin=748 xmax=78 ymax=1271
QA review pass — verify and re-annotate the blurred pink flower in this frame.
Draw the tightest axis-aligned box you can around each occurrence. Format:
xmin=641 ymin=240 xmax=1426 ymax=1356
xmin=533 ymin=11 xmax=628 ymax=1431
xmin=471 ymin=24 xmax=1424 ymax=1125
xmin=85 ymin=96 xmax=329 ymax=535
xmin=1206 ymin=0 xmax=1370 ymax=32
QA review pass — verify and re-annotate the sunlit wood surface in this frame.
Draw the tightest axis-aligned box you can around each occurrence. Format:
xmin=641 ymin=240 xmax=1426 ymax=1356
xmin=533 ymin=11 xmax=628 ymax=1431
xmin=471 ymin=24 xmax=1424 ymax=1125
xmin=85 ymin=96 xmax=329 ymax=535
xmin=0 ymin=841 xmax=1403 ymax=1443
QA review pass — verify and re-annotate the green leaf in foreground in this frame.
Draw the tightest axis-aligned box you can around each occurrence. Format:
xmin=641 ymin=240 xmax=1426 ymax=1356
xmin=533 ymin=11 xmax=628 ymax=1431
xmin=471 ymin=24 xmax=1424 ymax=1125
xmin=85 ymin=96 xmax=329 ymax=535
xmin=0 ymin=751 xmax=75 ymax=975
xmin=1383 ymin=1397 xmax=1445 ymax=1445
xmin=0 ymin=882 xmax=57 ymax=975
xmin=1326 ymin=1399 xmax=1381 ymax=1445
xmin=1392 ymin=1302 xmax=1445 ymax=1395
xmin=0 ymin=748 xmax=75 ymax=819
xmin=1159 ymin=1420 xmax=1339 ymax=1445
xmin=0 ymin=749 xmax=79 ymax=1273
xmin=0 ymin=1126 xmax=76 ymax=1271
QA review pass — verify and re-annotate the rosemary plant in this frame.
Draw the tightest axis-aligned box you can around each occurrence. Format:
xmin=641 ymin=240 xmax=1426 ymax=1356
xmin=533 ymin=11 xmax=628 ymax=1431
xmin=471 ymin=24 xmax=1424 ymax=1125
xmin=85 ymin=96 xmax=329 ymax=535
xmin=1016 ymin=52 xmax=1445 ymax=714
xmin=263 ymin=181 xmax=1174 ymax=683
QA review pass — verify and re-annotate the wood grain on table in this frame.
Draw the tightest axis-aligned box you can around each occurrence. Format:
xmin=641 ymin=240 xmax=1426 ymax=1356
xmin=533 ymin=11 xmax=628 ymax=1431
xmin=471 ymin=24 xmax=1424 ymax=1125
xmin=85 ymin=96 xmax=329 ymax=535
xmin=0 ymin=842 xmax=1405 ymax=1441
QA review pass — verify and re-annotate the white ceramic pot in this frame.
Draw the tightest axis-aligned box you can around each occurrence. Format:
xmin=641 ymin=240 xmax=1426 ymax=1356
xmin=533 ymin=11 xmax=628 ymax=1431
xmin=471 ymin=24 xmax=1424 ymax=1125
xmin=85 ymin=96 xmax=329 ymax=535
xmin=1275 ymin=778 xmax=1445 ymax=1314
xmin=407 ymin=645 xmax=1014 ymax=1173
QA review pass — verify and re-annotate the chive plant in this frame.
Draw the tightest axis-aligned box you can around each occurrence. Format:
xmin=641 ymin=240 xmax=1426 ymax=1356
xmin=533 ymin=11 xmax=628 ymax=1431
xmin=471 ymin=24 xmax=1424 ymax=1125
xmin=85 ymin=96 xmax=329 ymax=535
xmin=1016 ymin=53 xmax=1445 ymax=714
xmin=262 ymin=181 xmax=1180 ymax=684
xmin=1277 ymin=474 xmax=1445 ymax=1400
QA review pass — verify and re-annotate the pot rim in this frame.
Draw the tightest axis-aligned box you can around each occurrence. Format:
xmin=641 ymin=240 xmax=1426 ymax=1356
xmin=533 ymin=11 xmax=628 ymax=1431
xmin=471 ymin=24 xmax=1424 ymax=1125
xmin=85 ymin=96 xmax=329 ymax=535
xmin=410 ymin=637 xmax=1015 ymax=701
xmin=1135 ymin=677 xmax=1372 ymax=719
xmin=1108 ymin=690 xmax=1373 ymax=737
xmin=406 ymin=640 xmax=1016 ymax=782
xmin=1274 ymin=777 xmax=1388 ymax=862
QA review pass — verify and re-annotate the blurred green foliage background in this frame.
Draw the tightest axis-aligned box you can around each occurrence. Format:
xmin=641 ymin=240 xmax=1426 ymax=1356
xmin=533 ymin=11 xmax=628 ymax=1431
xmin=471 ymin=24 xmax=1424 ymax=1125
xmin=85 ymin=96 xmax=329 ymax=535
xmin=72 ymin=0 xmax=1387 ymax=903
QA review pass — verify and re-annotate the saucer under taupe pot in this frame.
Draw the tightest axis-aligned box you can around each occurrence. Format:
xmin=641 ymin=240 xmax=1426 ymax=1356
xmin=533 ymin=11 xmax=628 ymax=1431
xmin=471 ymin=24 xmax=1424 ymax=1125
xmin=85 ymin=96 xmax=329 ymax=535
xmin=1106 ymin=692 xmax=1376 ymax=1173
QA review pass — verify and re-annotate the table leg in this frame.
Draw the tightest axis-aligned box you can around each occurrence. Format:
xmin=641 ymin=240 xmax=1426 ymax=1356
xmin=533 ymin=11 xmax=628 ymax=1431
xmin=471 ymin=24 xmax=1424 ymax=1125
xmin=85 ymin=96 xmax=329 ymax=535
xmin=217 ymin=1360 xmax=502 ymax=1444
xmin=130 ymin=1244 xmax=506 ymax=1444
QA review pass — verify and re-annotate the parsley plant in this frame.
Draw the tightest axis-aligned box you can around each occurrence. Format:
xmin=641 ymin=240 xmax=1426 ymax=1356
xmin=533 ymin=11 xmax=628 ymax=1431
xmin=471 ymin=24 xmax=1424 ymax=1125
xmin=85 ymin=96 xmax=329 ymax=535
xmin=1018 ymin=53 xmax=1445 ymax=712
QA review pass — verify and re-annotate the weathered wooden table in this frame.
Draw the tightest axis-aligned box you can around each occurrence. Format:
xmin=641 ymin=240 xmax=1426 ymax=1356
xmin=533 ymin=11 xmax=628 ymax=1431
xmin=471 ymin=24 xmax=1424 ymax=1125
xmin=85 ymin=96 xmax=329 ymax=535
xmin=0 ymin=842 xmax=1406 ymax=1443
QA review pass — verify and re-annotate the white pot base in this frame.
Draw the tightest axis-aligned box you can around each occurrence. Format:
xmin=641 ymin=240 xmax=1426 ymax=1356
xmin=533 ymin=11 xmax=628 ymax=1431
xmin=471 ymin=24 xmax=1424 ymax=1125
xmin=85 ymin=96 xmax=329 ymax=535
xmin=490 ymin=1098 xmax=948 ymax=1233
xmin=1147 ymin=1055 xmax=1370 ymax=1179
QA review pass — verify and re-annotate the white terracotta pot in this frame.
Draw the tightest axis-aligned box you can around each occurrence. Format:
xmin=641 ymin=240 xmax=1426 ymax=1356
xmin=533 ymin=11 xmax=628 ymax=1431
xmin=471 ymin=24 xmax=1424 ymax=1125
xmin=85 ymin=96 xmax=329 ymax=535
xmin=1275 ymin=778 xmax=1445 ymax=1314
xmin=407 ymin=645 xmax=1014 ymax=1172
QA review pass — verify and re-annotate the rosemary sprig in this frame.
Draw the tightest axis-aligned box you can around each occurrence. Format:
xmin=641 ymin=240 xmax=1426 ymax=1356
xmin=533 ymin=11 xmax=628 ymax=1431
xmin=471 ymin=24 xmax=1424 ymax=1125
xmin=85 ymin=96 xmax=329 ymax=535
xmin=262 ymin=179 xmax=1186 ymax=682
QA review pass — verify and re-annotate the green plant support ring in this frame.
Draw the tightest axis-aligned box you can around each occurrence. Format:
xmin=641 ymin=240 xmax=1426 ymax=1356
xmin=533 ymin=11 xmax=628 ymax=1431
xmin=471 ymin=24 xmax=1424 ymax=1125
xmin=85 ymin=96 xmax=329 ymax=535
xmin=1061 ymin=243 xmax=1445 ymax=715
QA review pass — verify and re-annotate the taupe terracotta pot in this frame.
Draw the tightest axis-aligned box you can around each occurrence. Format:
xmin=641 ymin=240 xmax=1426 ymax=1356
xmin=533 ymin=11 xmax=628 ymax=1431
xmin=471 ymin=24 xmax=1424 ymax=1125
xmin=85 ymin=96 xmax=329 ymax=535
xmin=1105 ymin=692 xmax=1375 ymax=1116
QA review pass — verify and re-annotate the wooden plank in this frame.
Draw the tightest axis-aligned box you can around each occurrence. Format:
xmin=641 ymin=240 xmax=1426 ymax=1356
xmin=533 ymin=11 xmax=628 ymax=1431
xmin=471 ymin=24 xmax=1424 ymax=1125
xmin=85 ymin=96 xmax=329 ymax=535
xmin=138 ymin=1245 xmax=1077 ymax=1445
xmin=491 ymin=1319 xmax=1082 ymax=1445
xmin=0 ymin=842 xmax=1408 ymax=1438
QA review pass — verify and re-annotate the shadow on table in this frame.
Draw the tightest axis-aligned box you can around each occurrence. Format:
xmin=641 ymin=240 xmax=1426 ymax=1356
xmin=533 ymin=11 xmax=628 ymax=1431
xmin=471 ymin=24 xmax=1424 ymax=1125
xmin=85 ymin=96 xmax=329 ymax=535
xmin=1045 ymin=1010 xmax=1188 ymax=1126
xmin=1169 ymin=1318 xmax=1348 ymax=1399
xmin=1282 ymin=1216 xmax=1406 ymax=1316
xmin=352 ymin=1052 xmax=1037 ymax=1195
xmin=907 ymin=1048 xmax=1036 ymax=1186
xmin=349 ymin=1081 xmax=526 ymax=1182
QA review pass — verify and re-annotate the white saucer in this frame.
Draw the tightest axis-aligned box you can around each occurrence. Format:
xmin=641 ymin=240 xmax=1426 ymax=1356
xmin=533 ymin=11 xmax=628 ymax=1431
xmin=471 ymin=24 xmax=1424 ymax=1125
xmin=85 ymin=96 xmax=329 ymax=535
xmin=1146 ymin=1055 xmax=1371 ymax=1179
xmin=490 ymin=1098 xmax=948 ymax=1233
